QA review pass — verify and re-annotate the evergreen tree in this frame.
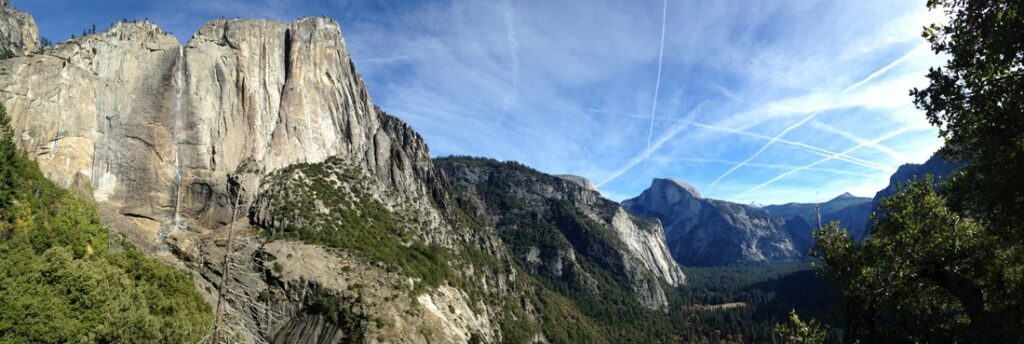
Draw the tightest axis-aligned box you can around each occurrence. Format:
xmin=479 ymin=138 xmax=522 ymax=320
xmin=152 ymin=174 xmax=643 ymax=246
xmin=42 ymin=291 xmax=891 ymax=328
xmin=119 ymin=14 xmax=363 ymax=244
xmin=774 ymin=310 xmax=827 ymax=344
xmin=0 ymin=105 xmax=17 ymax=218
xmin=816 ymin=0 xmax=1024 ymax=341
xmin=912 ymin=0 xmax=1024 ymax=235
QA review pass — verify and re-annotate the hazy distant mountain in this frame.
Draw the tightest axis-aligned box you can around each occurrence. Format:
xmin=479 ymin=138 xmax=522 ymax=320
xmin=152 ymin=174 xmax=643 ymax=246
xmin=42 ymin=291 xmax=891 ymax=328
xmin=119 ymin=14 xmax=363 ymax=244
xmin=622 ymin=178 xmax=803 ymax=266
xmin=619 ymin=157 xmax=960 ymax=266
xmin=763 ymin=192 xmax=873 ymax=246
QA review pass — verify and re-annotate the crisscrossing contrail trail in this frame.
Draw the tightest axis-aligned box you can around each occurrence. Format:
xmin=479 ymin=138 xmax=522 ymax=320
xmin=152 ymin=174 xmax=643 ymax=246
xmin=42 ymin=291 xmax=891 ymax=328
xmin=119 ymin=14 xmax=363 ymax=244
xmin=706 ymin=44 xmax=926 ymax=190
xmin=738 ymin=124 xmax=926 ymax=197
xmin=644 ymin=0 xmax=669 ymax=169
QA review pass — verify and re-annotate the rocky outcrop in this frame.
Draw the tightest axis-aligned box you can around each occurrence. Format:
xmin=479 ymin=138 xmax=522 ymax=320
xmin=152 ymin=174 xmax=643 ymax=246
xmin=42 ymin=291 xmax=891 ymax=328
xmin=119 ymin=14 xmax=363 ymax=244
xmin=0 ymin=0 xmax=37 ymax=56
xmin=437 ymin=157 xmax=685 ymax=309
xmin=555 ymin=174 xmax=597 ymax=191
xmin=608 ymin=207 xmax=686 ymax=286
xmin=622 ymin=178 xmax=803 ymax=266
xmin=166 ymin=225 xmax=497 ymax=344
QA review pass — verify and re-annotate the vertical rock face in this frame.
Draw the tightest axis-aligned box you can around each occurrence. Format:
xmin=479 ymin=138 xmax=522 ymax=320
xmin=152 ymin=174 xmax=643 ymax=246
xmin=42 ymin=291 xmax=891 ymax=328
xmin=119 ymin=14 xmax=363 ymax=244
xmin=623 ymin=178 xmax=803 ymax=266
xmin=0 ymin=17 xmax=442 ymax=233
xmin=0 ymin=0 xmax=38 ymax=56
xmin=437 ymin=157 xmax=685 ymax=309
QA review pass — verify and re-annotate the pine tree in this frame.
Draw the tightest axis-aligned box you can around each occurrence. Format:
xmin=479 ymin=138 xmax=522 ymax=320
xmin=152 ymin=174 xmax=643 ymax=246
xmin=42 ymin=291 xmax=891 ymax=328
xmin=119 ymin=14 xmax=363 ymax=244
xmin=0 ymin=104 xmax=18 ymax=218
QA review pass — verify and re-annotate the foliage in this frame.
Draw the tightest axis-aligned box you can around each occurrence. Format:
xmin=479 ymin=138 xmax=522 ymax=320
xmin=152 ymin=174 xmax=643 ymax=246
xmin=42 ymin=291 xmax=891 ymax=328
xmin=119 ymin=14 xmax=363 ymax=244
xmin=305 ymin=294 xmax=366 ymax=343
xmin=813 ymin=179 xmax=1019 ymax=341
xmin=0 ymin=105 xmax=16 ymax=217
xmin=676 ymin=264 xmax=843 ymax=343
xmin=813 ymin=0 xmax=1024 ymax=342
xmin=912 ymin=0 xmax=1024 ymax=234
xmin=255 ymin=157 xmax=452 ymax=292
xmin=774 ymin=310 xmax=828 ymax=344
xmin=0 ymin=103 xmax=212 ymax=343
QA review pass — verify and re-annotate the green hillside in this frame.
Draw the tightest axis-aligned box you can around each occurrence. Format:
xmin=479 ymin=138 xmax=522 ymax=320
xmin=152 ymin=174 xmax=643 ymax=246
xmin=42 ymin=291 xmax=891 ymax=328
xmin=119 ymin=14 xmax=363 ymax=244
xmin=0 ymin=105 xmax=213 ymax=343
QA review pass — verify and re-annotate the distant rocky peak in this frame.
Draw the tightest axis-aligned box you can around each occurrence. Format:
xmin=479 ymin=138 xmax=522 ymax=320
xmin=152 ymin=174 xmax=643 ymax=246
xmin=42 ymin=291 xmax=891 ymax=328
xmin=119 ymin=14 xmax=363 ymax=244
xmin=834 ymin=192 xmax=856 ymax=199
xmin=623 ymin=177 xmax=804 ymax=266
xmin=651 ymin=177 xmax=702 ymax=200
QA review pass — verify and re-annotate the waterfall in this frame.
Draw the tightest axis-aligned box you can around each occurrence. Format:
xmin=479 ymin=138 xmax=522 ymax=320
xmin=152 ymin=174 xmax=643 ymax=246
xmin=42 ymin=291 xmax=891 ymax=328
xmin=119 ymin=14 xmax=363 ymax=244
xmin=167 ymin=45 xmax=186 ymax=236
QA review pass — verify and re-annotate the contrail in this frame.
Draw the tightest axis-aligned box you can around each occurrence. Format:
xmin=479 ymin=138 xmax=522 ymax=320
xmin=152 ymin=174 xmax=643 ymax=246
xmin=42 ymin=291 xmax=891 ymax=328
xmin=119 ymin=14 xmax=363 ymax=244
xmin=597 ymin=109 xmax=893 ymax=172
xmin=497 ymin=0 xmax=519 ymax=124
xmin=358 ymin=55 xmax=413 ymax=65
xmin=644 ymin=0 xmax=669 ymax=169
xmin=681 ymin=118 xmax=892 ymax=171
xmin=598 ymin=102 xmax=707 ymax=187
xmin=707 ymin=44 xmax=926 ymax=189
xmin=738 ymin=124 xmax=926 ymax=196
xmin=707 ymin=110 xmax=823 ymax=189
xmin=651 ymin=157 xmax=884 ymax=178
xmin=844 ymin=43 xmax=929 ymax=91
xmin=809 ymin=120 xmax=907 ymax=162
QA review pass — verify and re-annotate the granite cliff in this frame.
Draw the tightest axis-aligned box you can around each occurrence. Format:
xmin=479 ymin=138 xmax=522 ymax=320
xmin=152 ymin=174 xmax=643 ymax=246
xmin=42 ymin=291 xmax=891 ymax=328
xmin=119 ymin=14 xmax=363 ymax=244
xmin=438 ymin=157 xmax=685 ymax=309
xmin=0 ymin=16 xmax=442 ymax=236
xmin=0 ymin=0 xmax=37 ymax=57
xmin=0 ymin=14 xmax=483 ymax=342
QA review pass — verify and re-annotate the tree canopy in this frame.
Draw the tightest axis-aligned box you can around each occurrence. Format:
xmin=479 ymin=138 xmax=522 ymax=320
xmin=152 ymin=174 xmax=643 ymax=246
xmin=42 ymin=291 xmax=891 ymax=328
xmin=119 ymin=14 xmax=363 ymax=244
xmin=814 ymin=0 xmax=1024 ymax=342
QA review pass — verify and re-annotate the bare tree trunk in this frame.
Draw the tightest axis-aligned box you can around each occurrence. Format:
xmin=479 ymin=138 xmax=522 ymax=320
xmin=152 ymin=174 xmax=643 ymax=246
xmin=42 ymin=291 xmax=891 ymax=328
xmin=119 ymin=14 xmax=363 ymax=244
xmin=815 ymin=204 xmax=823 ymax=229
xmin=213 ymin=187 xmax=244 ymax=343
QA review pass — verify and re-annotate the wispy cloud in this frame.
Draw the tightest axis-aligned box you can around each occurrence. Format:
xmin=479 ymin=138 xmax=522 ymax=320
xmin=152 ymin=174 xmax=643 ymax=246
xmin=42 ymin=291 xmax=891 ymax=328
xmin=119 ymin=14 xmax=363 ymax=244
xmin=497 ymin=0 xmax=519 ymax=124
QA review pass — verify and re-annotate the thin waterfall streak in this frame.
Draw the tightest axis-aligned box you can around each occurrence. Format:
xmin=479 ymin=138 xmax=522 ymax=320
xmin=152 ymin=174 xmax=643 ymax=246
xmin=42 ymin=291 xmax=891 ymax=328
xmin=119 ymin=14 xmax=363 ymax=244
xmin=170 ymin=45 xmax=186 ymax=235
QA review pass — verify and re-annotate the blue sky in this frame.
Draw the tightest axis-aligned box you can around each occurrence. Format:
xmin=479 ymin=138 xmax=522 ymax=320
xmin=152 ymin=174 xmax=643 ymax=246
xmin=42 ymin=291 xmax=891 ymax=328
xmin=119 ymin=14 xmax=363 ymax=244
xmin=15 ymin=0 xmax=946 ymax=204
